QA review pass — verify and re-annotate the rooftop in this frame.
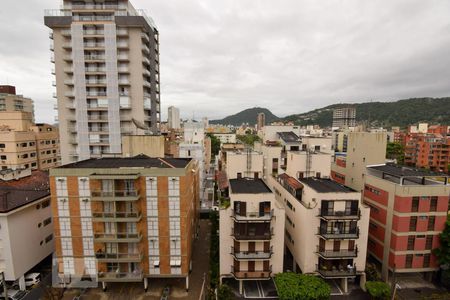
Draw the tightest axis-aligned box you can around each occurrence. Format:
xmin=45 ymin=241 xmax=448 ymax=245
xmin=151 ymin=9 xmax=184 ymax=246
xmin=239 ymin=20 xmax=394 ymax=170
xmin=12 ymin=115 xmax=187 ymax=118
xmin=277 ymin=131 xmax=300 ymax=143
xmin=299 ymin=177 xmax=355 ymax=193
xmin=278 ymin=173 xmax=303 ymax=190
xmin=229 ymin=178 xmax=272 ymax=194
xmin=367 ymin=164 xmax=449 ymax=185
xmin=58 ymin=154 xmax=191 ymax=169
xmin=0 ymin=171 xmax=50 ymax=213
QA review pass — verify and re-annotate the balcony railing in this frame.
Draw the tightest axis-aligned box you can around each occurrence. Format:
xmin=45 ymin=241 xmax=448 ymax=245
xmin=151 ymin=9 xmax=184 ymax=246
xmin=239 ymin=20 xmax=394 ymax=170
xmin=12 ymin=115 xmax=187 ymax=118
xmin=316 ymin=264 xmax=357 ymax=278
xmin=231 ymin=266 xmax=272 ymax=279
xmin=92 ymin=211 xmax=142 ymax=222
xmin=84 ymin=43 xmax=105 ymax=48
xmin=231 ymin=246 xmax=273 ymax=260
xmin=232 ymin=228 xmax=273 ymax=241
xmin=87 ymin=115 xmax=108 ymax=121
xmin=85 ymin=55 xmax=105 ymax=61
xmin=317 ymin=227 xmax=359 ymax=240
xmin=71 ymin=4 xmax=122 ymax=10
xmin=95 ymin=252 xmax=142 ymax=263
xmin=91 ymin=189 xmax=140 ymax=201
xmin=94 ymin=232 xmax=142 ymax=243
xmin=317 ymin=208 xmax=361 ymax=220
xmin=84 ymin=30 xmax=104 ymax=36
xmin=97 ymin=271 xmax=143 ymax=282
xmin=73 ymin=15 xmax=114 ymax=22
xmin=231 ymin=209 xmax=274 ymax=222
xmin=316 ymin=246 xmax=358 ymax=259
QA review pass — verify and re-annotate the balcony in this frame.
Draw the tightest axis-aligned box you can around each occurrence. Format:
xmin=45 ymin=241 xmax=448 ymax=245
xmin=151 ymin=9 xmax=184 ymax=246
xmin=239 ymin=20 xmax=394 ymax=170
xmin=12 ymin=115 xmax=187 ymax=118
xmin=95 ymin=252 xmax=142 ymax=263
xmin=316 ymin=264 xmax=357 ymax=278
xmin=84 ymin=43 xmax=105 ymax=49
xmin=89 ymin=139 xmax=110 ymax=145
xmin=86 ymin=91 xmax=107 ymax=97
xmin=117 ymin=29 xmax=128 ymax=36
xmin=117 ymin=42 xmax=129 ymax=49
xmin=85 ymin=55 xmax=105 ymax=61
xmin=91 ymin=189 xmax=140 ymax=201
xmin=118 ymin=67 xmax=129 ymax=73
xmin=118 ymin=55 xmax=129 ymax=61
xmin=86 ymin=79 xmax=106 ymax=86
xmin=317 ymin=208 xmax=360 ymax=221
xmin=94 ymin=232 xmax=142 ymax=243
xmin=83 ymin=30 xmax=104 ymax=36
xmin=87 ymin=115 xmax=108 ymax=122
xmin=87 ymin=104 xmax=108 ymax=110
xmin=231 ymin=209 xmax=273 ymax=222
xmin=92 ymin=211 xmax=142 ymax=222
xmin=85 ymin=68 xmax=106 ymax=73
xmin=231 ymin=246 xmax=273 ymax=260
xmin=316 ymin=246 xmax=358 ymax=259
xmin=317 ymin=227 xmax=359 ymax=240
xmin=232 ymin=228 xmax=273 ymax=241
xmin=97 ymin=271 xmax=143 ymax=282
xmin=73 ymin=15 xmax=114 ymax=22
xmin=231 ymin=266 xmax=271 ymax=280
xmin=71 ymin=4 xmax=121 ymax=10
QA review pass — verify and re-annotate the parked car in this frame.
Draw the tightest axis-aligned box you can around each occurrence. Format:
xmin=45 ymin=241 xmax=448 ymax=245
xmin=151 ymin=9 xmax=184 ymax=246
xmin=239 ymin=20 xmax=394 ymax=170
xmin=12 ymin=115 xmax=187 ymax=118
xmin=0 ymin=289 xmax=27 ymax=300
xmin=24 ymin=273 xmax=41 ymax=287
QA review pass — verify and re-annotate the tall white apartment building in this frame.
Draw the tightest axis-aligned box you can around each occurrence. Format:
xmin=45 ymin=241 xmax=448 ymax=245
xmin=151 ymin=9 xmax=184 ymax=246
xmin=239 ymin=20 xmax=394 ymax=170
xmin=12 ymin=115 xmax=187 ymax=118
xmin=45 ymin=0 xmax=161 ymax=164
xmin=167 ymin=106 xmax=180 ymax=129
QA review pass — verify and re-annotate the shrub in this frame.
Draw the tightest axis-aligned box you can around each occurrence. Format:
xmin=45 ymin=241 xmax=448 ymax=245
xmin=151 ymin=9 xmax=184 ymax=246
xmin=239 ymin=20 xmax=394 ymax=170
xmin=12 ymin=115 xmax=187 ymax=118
xmin=365 ymin=263 xmax=381 ymax=282
xmin=274 ymin=272 xmax=331 ymax=300
xmin=365 ymin=281 xmax=391 ymax=300
xmin=217 ymin=284 xmax=233 ymax=300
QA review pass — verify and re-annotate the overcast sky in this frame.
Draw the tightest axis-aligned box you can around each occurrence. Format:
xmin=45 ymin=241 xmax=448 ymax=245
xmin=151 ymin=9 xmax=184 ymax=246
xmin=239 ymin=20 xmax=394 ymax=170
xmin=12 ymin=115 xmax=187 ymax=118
xmin=1 ymin=0 xmax=449 ymax=123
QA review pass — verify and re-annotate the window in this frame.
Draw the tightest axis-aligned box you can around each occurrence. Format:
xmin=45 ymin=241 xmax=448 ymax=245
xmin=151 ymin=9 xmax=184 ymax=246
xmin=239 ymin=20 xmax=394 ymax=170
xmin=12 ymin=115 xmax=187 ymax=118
xmin=430 ymin=197 xmax=437 ymax=212
xmin=405 ymin=254 xmax=413 ymax=268
xmin=43 ymin=217 xmax=52 ymax=226
xmin=412 ymin=197 xmax=419 ymax=212
xmin=0 ymin=144 xmax=5 ymax=148
xmin=428 ymin=216 xmax=435 ymax=231
xmin=45 ymin=234 xmax=53 ymax=243
xmin=425 ymin=236 xmax=433 ymax=250
xmin=423 ymin=254 xmax=431 ymax=268
xmin=0 ymin=155 xmax=6 ymax=160
xmin=286 ymin=200 xmax=293 ymax=211
xmin=409 ymin=216 xmax=417 ymax=231
xmin=365 ymin=186 xmax=381 ymax=196
xmin=237 ymin=172 xmax=242 ymax=179
xmin=407 ymin=236 xmax=415 ymax=250
xmin=41 ymin=199 xmax=50 ymax=208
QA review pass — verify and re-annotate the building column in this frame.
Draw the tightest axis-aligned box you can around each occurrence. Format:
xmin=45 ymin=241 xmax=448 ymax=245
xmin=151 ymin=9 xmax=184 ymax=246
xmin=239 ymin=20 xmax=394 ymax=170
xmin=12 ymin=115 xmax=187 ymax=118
xmin=18 ymin=275 xmax=26 ymax=291
xmin=185 ymin=275 xmax=189 ymax=291
xmin=340 ymin=278 xmax=348 ymax=294
xmin=239 ymin=280 xmax=243 ymax=295
xmin=360 ymin=272 xmax=367 ymax=291
xmin=102 ymin=282 xmax=107 ymax=291
xmin=292 ymin=256 xmax=297 ymax=273
xmin=144 ymin=278 xmax=148 ymax=291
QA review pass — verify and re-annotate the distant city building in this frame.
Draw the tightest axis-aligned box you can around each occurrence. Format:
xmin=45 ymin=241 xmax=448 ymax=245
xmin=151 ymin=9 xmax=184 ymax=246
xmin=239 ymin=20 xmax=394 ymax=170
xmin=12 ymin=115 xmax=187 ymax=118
xmin=0 ymin=171 xmax=53 ymax=290
xmin=364 ymin=164 xmax=450 ymax=281
xmin=49 ymin=155 xmax=199 ymax=290
xmin=0 ymin=99 xmax=60 ymax=172
xmin=332 ymin=107 xmax=356 ymax=129
xmin=219 ymin=178 xmax=285 ymax=295
xmin=331 ymin=131 xmax=387 ymax=192
xmin=213 ymin=133 xmax=236 ymax=145
xmin=202 ymin=117 xmax=209 ymax=128
xmin=45 ymin=0 xmax=161 ymax=164
xmin=167 ymin=106 xmax=180 ymax=129
xmin=257 ymin=112 xmax=265 ymax=130
xmin=0 ymin=85 xmax=34 ymax=122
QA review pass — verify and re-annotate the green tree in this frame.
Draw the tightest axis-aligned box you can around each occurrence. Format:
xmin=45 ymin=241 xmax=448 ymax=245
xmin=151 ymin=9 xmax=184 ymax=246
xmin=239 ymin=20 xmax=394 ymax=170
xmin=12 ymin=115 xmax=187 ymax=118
xmin=207 ymin=134 xmax=221 ymax=156
xmin=386 ymin=142 xmax=404 ymax=163
xmin=274 ymin=273 xmax=331 ymax=300
xmin=236 ymin=134 xmax=261 ymax=146
xmin=365 ymin=263 xmax=381 ymax=281
xmin=365 ymin=281 xmax=391 ymax=300
xmin=217 ymin=284 xmax=233 ymax=300
xmin=433 ymin=215 xmax=450 ymax=287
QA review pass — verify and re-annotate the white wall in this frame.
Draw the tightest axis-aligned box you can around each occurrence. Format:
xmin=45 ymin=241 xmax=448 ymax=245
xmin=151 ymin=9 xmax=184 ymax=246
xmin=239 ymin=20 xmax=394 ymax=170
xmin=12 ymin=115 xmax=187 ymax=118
xmin=0 ymin=196 xmax=54 ymax=281
xmin=286 ymin=152 xmax=331 ymax=179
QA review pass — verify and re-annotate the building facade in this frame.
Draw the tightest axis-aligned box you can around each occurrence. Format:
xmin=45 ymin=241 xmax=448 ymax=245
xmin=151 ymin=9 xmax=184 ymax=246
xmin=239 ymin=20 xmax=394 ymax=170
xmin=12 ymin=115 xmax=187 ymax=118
xmin=167 ymin=106 xmax=180 ymax=130
xmin=364 ymin=164 xmax=450 ymax=281
xmin=257 ymin=113 xmax=265 ymax=131
xmin=0 ymin=171 xmax=54 ymax=289
xmin=219 ymin=178 xmax=284 ymax=294
xmin=332 ymin=107 xmax=356 ymax=129
xmin=45 ymin=0 xmax=161 ymax=164
xmin=404 ymin=132 xmax=449 ymax=173
xmin=268 ymin=174 xmax=369 ymax=293
xmin=49 ymin=155 xmax=199 ymax=290
xmin=0 ymin=85 xmax=34 ymax=121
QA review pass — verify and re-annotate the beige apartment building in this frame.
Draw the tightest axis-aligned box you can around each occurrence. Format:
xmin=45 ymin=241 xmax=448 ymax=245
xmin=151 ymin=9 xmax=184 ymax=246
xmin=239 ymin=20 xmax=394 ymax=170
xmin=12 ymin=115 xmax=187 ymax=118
xmin=268 ymin=175 xmax=370 ymax=293
xmin=45 ymin=0 xmax=161 ymax=164
xmin=331 ymin=131 xmax=387 ymax=192
xmin=49 ymin=155 xmax=198 ymax=290
xmin=0 ymin=85 xmax=34 ymax=121
xmin=0 ymin=114 xmax=60 ymax=171
xmin=219 ymin=178 xmax=285 ymax=295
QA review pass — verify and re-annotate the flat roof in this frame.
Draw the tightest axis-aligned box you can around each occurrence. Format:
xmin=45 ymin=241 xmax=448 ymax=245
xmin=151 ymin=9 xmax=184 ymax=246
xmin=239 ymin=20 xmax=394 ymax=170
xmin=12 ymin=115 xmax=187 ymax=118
xmin=368 ymin=164 xmax=448 ymax=178
xmin=299 ymin=177 xmax=355 ymax=193
xmin=58 ymin=154 xmax=191 ymax=169
xmin=367 ymin=164 xmax=448 ymax=186
xmin=0 ymin=171 xmax=50 ymax=213
xmin=229 ymin=178 xmax=272 ymax=194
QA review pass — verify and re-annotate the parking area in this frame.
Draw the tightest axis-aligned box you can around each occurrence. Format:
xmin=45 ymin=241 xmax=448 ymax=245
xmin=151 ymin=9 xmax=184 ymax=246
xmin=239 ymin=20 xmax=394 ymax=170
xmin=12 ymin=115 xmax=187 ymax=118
xmin=57 ymin=219 xmax=211 ymax=300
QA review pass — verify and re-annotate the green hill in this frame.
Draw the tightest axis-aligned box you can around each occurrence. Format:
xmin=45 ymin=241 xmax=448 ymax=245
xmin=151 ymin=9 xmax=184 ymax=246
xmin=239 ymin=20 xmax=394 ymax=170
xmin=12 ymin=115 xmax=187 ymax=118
xmin=281 ymin=97 xmax=450 ymax=128
xmin=210 ymin=107 xmax=280 ymax=126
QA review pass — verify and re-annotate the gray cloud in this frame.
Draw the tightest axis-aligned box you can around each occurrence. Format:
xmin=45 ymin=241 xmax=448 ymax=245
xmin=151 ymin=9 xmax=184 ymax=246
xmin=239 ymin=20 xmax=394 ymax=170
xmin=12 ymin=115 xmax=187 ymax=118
xmin=0 ymin=0 xmax=449 ymax=123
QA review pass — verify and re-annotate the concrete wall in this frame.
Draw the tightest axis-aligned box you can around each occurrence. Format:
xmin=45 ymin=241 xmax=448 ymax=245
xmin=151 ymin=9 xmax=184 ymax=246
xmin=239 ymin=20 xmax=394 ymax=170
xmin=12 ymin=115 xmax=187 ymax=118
xmin=286 ymin=152 xmax=331 ymax=179
xmin=226 ymin=151 xmax=264 ymax=179
xmin=121 ymin=135 xmax=164 ymax=157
